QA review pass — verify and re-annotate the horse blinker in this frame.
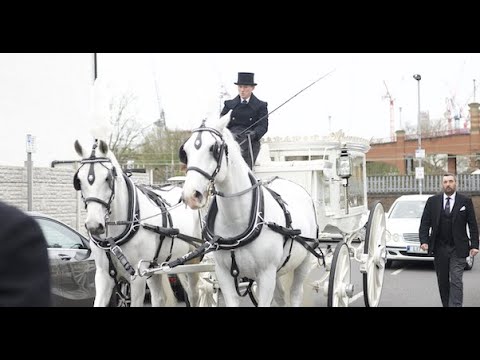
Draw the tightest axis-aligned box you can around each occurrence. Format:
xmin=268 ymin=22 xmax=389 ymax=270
xmin=73 ymin=172 xmax=81 ymax=191
xmin=179 ymin=144 xmax=188 ymax=164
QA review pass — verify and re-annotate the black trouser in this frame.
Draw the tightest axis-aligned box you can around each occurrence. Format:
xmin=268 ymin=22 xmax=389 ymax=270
xmin=238 ymin=135 xmax=260 ymax=170
xmin=433 ymin=243 xmax=466 ymax=307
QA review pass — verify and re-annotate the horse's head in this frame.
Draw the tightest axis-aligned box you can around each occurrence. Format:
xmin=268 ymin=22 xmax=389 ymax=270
xmin=181 ymin=111 xmax=238 ymax=209
xmin=73 ymin=139 xmax=120 ymax=235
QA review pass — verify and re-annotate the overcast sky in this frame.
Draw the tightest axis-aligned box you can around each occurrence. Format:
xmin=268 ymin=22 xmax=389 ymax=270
xmin=1 ymin=53 xmax=479 ymax=167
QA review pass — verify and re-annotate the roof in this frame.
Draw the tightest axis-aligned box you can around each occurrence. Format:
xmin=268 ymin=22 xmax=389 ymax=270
xmin=394 ymin=194 xmax=434 ymax=201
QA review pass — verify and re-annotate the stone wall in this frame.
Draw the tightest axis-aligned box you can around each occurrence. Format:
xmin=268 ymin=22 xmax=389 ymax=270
xmin=0 ymin=165 xmax=149 ymax=236
xmin=2 ymin=164 xmax=479 ymax=236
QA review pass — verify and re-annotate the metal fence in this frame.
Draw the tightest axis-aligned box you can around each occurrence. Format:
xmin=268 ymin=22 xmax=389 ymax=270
xmin=367 ymin=174 xmax=480 ymax=194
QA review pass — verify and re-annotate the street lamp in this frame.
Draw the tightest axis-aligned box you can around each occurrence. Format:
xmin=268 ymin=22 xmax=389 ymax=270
xmin=413 ymin=74 xmax=423 ymax=195
xmin=336 ymin=144 xmax=352 ymax=214
xmin=336 ymin=144 xmax=352 ymax=179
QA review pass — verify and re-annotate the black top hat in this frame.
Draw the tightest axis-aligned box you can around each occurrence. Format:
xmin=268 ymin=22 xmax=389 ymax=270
xmin=234 ymin=72 xmax=257 ymax=86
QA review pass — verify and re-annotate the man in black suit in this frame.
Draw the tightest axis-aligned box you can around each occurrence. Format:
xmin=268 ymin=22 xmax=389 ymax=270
xmin=419 ymin=173 xmax=479 ymax=307
xmin=220 ymin=72 xmax=268 ymax=169
xmin=0 ymin=201 xmax=51 ymax=306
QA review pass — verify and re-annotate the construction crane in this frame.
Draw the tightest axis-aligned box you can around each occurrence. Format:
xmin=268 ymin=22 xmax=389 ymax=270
xmin=219 ymin=84 xmax=230 ymax=114
xmin=382 ymin=80 xmax=395 ymax=139
xmin=152 ymin=68 xmax=166 ymax=130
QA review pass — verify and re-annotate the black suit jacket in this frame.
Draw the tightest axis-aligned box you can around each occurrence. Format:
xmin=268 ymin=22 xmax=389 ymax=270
xmin=419 ymin=193 xmax=479 ymax=257
xmin=220 ymin=93 xmax=268 ymax=142
xmin=0 ymin=202 xmax=51 ymax=306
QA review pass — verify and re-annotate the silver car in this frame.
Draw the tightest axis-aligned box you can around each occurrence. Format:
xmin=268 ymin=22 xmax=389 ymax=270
xmin=29 ymin=212 xmax=125 ymax=306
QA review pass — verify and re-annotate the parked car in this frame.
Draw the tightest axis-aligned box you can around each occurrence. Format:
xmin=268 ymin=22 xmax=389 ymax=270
xmin=28 ymin=212 xmax=130 ymax=306
xmin=385 ymin=194 xmax=474 ymax=270
xmin=28 ymin=212 xmax=97 ymax=306
xmin=30 ymin=212 xmax=188 ymax=306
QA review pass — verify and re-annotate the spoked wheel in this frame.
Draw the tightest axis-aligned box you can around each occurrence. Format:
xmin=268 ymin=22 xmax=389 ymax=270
xmin=362 ymin=201 xmax=387 ymax=307
xmin=327 ymin=241 xmax=353 ymax=307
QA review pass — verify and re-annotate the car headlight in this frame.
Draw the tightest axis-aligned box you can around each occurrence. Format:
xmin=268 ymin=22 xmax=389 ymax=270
xmin=392 ymin=233 xmax=403 ymax=242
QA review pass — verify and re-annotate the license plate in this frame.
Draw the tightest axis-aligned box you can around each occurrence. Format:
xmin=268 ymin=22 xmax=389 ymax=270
xmin=406 ymin=245 xmax=427 ymax=254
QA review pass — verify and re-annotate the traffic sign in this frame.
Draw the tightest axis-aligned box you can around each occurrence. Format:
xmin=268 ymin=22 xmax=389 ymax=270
xmin=415 ymin=149 xmax=425 ymax=159
xmin=26 ymin=134 xmax=36 ymax=153
xmin=415 ymin=167 xmax=424 ymax=180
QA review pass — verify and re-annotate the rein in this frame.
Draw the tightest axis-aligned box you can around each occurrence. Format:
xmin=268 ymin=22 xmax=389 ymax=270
xmin=212 ymin=180 xmax=263 ymax=198
xmin=89 ymin=173 xmax=141 ymax=249
xmin=185 ymin=122 xmax=228 ymax=192
xmin=203 ymin=172 xmax=265 ymax=249
xmin=237 ymin=69 xmax=336 ymax=143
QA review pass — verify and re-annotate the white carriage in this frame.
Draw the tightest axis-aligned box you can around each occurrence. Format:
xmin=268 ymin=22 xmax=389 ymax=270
xmin=254 ymin=131 xmax=387 ymax=307
xmin=137 ymin=130 xmax=387 ymax=307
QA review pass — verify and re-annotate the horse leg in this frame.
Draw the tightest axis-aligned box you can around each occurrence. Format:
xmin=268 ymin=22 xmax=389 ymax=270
xmin=176 ymin=272 xmax=201 ymax=307
xmin=147 ymin=274 xmax=177 ymax=307
xmin=94 ymin=269 xmax=115 ymax=307
xmin=255 ymin=267 xmax=277 ymax=307
xmin=160 ymin=274 xmax=177 ymax=306
xmin=130 ymin=277 xmax=147 ymax=307
xmin=289 ymin=255 xmax=314 ymax=307
xmin=186 ymin=272 xmax=201 ymax=307
xmin=215 ymin=268 xmax=240 ymax=307
xmin=273 ymin=273 xmax=290 ymax=307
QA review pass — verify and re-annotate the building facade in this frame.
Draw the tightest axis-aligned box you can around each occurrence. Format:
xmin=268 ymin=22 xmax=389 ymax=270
xmin=367 ymin=103 xmax=480 ymax=175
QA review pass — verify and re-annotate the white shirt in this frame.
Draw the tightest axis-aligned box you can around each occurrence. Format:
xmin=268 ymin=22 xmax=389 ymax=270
xmin=444 ymin=192 xmax=456 ymax=212
xmin=241 ymin=97 xmax=250 ymax=104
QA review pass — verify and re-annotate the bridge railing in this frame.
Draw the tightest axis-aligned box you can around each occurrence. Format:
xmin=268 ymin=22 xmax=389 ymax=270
xmin=367 ymin=174 xmax=480 ymax=194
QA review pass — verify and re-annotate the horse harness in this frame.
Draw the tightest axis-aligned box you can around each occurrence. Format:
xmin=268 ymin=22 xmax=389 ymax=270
xmin=73 ymin=141 xmax=205 ymax=298
xmin=174 ymin=125 xmax=326 ymax=303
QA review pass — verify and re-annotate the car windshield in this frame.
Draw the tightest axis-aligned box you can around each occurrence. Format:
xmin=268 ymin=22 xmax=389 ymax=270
xmin=35 ymin=217 xmax=86 ymax=249
xmin=389 ymin=200 xmax=427 ymax=219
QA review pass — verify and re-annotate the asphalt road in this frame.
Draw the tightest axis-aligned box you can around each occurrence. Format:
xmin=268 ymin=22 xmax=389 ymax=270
xmin=305 ymin=241 xmax=480 ymax=307
xmin=171 ymin=240 xmax=480 ymax=307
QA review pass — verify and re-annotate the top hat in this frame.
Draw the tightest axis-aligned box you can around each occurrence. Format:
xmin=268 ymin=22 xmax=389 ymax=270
xmin=234 ymin=72 xmax=257 ymax=86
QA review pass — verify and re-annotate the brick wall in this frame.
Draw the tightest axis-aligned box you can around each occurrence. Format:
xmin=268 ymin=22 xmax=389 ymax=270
xmin=0 ymin=165 xmax=149 ymax=236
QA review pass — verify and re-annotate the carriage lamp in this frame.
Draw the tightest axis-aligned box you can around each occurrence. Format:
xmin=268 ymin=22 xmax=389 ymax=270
xmin=336 ymin=145 xmax=352 ymax=179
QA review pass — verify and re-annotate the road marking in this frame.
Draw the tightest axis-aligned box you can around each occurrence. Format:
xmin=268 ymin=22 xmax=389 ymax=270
xmin=350 ymin=291 xmax=363 ymax=304
xmin=391 ymin=267 xmax=405 ymax=275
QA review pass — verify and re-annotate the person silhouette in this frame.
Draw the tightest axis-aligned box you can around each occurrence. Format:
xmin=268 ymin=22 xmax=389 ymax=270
xmin=0 ymin=201 xmax=51 ymax=306
xmin=220 ymin=72 xmax=268 ymax=169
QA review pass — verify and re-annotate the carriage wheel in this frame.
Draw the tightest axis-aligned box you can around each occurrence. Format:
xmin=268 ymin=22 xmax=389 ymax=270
xmin=362 ymin=201 xmax=387 ymax=307
xmin=327 ymin=241 xmax=353 ymax=307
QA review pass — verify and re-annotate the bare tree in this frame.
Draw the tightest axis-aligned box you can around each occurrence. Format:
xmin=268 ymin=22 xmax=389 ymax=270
xmin=139 ymin=127 xmax=191 ymax=183
xmin=404 ymin=114 xmax=463 ymax=174
xmin=108 ymin=93 xmax=144 ymax=164
xmin=404 ymin=114 xmax=449 ymax=137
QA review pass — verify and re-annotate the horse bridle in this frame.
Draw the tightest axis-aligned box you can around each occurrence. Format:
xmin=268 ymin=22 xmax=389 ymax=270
xmin=73 ymin=142 xmax=118 ymax=214
xmin=183 ymin=122 xmax=228 ymax=185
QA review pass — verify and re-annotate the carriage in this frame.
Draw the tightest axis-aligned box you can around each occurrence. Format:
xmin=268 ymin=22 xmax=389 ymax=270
xmin=134 ymin=126 xmax=387 ymax=307
xmin=253 ymin=131 xmax=387 ymax=307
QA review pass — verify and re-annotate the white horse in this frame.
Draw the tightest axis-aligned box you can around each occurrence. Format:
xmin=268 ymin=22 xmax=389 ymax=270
xmin=74 ymin=139 xmax=202 ymax=307
xmin=180 ymin=112 xmax=318 ymax=307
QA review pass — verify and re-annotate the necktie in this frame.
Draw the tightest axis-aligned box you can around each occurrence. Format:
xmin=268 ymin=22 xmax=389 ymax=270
xmin=445 ymin=197 xmax=451 ymax=214
xmin=242 ymin=100 xmax=247 ymax=104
